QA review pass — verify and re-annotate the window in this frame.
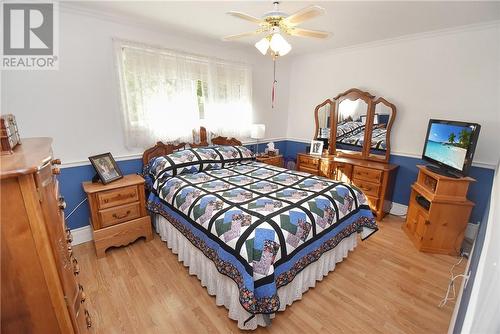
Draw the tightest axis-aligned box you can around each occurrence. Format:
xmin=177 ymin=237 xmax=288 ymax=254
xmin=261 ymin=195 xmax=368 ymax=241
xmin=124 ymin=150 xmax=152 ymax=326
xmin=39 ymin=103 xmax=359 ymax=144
xmin=115 ymin=40 xmax=252 ymax=149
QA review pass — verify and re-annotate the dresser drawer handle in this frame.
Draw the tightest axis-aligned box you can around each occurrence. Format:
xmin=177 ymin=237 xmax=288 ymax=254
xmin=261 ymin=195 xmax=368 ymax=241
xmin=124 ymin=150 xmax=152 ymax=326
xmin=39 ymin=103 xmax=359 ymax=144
xmin=112 ymin=210 xmax=131 ymax=219
xmin=73 ymin=258 xmax=80 ymax=275
xmin=52 ymin=167 xmax=61 ymax=175
xmin=79 ymin=284 xmax=86 ymax=303
xmin=85 ymin=309 xmax=92 ymax=328
xmin=51 ymin=159 xmax=61 ymax=165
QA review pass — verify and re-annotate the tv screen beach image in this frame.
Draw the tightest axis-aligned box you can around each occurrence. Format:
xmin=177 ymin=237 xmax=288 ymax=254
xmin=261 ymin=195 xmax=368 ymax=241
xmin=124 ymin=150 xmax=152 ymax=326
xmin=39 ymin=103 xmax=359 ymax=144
xmin=424 ymin=123 xmax=473 ymax=170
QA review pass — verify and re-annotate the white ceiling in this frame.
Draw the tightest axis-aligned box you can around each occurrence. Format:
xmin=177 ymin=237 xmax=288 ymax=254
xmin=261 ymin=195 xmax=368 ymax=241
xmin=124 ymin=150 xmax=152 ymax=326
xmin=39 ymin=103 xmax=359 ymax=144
xmin=67 ymin=1 xmax=500 ymax=55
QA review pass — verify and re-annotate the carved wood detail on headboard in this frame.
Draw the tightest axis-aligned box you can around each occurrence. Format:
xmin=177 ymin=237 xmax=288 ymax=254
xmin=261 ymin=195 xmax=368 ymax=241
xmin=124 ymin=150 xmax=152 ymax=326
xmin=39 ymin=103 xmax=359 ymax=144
xmin=211 ymin=136 xmax=242 ymax=146
xmin=142 ymin=142 xmax=186 ymax=165
xmin=141 ymin=126 xmax=243 ymax=166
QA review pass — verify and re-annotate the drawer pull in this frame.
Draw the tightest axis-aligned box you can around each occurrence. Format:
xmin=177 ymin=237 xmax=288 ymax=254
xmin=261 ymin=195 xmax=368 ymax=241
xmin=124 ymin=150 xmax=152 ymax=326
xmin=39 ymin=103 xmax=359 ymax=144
xmin=112 ymin=210 xmax=131 ymax=220
xmin=51 ymin=159 xmax=61 ymax=165
xmin=85 ymin=309 xmax=92 ymax=328
xmin=425 ymin=220 xmax=431 ymax=225
xmin=79 ymin=284 xmax=86 ymax=303
xmin=73 ymin=258 xmax=80 ymax=275
xmin=58 ymin=197 xmax=66 ymax=210
xmin=52 ymin=167 xmax=61 ymax=175
xmin=103 ymin=192 xmax=135 ymax=204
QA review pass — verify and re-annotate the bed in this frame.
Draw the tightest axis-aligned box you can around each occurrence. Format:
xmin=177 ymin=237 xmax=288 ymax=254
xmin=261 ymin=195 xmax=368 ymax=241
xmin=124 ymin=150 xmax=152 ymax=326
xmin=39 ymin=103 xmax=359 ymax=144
xmin=142 ymin=139 xmax=378 ymax=330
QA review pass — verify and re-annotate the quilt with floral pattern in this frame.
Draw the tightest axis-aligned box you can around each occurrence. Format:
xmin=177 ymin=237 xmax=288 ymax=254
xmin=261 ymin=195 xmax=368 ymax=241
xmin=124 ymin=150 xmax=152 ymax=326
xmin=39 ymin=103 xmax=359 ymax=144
xmin=145 ymin=147 xmax=377 ymax=316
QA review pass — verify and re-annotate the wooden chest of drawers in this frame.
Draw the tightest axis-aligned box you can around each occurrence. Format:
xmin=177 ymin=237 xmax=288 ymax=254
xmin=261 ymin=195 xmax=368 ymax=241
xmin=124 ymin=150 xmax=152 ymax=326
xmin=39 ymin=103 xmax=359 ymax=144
xmin=296 ymin=153 xmax=398 ymax=220
xmin=1 ymin=138 xmax=91 ymax=333
xmin=83 ymin=174 xmax=152 ymax=258
xmin=256 ymin=154 xmax=284 ymax=167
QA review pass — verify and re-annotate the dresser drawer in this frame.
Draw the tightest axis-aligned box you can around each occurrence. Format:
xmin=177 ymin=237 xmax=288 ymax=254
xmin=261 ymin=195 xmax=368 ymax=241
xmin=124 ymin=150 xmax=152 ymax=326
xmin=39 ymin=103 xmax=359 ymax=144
xmin=353 ymin=166 xmax=383 ymax=183
xmin=298 ymin=165 xmax=319 ymax=176
xmin=97 ymin=185 xmax=139 ymax=209
xmin=99 ymin=202 xmax=141 ymax=228
xmin=298 ymin=154 xmax=320 ymax=168
xmin=365 ymin=195 xmax=379 ymax=211
xmin=352 ymin=179 xmax=380 ymax=197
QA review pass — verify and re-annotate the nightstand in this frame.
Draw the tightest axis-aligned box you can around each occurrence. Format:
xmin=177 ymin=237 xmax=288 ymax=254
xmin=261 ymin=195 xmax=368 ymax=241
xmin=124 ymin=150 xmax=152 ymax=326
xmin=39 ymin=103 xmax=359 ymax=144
xmin=256 ymin=154 xmax=284 ymax=167
xmin=82 ymin=174 xmax=152 ymax=258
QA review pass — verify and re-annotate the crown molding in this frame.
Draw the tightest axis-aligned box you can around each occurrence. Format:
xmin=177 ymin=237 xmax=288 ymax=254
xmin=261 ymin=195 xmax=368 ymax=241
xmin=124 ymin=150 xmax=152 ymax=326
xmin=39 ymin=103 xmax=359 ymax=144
xmin=293 ymin=20 xmax=500 ymax=59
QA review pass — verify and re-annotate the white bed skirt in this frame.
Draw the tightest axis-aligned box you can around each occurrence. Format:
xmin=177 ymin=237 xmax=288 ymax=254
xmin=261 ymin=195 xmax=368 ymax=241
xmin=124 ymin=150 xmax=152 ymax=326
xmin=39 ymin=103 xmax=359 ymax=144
xmin=153 ymin=214 xmax=358 ymax=330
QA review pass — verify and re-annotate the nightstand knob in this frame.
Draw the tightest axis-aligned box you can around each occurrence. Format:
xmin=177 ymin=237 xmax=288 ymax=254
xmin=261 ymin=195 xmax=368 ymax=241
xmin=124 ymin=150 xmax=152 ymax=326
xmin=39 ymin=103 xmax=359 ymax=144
xmin=58 ymin=197 xmax=66 ymax=210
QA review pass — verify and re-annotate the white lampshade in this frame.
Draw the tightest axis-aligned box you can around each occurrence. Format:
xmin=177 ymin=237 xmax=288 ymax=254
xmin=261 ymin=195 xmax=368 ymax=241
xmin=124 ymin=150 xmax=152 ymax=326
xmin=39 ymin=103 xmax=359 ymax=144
xmin=269 ymin=33 xmax=291 ymax=56
xmin=250 ymin=124 xmax=266 ymax=139
xmin=255 ymin=38 xmax=270 ymax=55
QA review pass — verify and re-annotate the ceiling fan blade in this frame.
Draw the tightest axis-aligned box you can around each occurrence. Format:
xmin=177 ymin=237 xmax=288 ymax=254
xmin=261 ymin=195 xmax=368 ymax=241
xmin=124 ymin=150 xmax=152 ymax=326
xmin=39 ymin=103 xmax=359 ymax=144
xmin=222 ymin=31 xmax=261 ymax=41
xmin=289 ymin=28 xmax=330 ymax=39
xmin=283 ymin=5 xmax=325 ymax=26
xmin=227 ymin=11 xmax=264 ymax=24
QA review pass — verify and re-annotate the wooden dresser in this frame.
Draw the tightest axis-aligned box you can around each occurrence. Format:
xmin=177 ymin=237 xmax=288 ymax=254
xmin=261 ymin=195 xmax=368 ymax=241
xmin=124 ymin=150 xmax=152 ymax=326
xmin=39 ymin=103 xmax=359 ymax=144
xmin=297 ymin=153 xmax=398 ymax=220
xmin=83 ymin=174 xmax=152 ymax=258
xmin=1 ymin=138 xmax=91 ymax=333
xmin=403 ymin=165 xmax=475 ymax=255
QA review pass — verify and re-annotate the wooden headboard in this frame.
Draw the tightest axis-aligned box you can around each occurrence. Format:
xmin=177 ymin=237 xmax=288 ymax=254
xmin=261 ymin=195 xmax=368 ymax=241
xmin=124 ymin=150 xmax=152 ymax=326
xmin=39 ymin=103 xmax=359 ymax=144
xmin=141 ymin=126 xmax=243 ymax=165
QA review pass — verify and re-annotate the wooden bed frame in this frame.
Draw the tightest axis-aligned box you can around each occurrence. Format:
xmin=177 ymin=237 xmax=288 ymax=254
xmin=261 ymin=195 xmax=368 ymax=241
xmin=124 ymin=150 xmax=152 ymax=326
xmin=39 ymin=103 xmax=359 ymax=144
xmin=141 ymin=126 xmax=243 ymax=165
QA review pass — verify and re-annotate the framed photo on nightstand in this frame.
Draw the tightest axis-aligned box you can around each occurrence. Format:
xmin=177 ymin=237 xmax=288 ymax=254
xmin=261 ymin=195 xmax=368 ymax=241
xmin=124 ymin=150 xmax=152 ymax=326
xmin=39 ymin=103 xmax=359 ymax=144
xmin=309 ymin=140 xmax=323 ymax=156
xmin=89 ymin=152 xmax=123 ymax=184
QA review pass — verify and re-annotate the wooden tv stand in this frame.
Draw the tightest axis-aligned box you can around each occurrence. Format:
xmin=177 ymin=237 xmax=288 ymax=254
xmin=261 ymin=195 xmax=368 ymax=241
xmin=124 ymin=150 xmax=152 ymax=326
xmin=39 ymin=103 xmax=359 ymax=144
xmin=403 ymin=165 xmax=475 ymax=255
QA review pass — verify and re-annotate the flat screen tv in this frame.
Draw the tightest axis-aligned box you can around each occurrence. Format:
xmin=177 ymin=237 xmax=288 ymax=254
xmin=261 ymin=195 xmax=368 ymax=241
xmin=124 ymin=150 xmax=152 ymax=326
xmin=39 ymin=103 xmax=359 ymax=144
xmin=422 ymin=119 xmax=480 ymax=177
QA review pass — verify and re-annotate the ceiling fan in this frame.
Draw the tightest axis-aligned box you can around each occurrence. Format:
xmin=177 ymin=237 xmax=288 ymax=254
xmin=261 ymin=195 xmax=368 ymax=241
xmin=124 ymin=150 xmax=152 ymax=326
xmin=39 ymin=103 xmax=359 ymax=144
xmin=223 ymin=2 xmax=330 ymax=57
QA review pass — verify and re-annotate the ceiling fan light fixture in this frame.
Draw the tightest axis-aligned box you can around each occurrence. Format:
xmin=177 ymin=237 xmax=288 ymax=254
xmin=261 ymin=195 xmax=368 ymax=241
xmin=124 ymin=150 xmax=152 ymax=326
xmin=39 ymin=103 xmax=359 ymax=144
xmin=255 ymin=37 xmax=270 ymax=55
xmin=269 ymin=33 xmax=291 ymax=56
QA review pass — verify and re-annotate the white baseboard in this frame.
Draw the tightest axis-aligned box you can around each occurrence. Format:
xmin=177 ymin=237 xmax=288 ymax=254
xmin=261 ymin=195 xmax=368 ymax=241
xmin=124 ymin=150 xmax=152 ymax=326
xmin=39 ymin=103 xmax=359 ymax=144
xmin=70 ymin=201 xmax=408 ymax=244
xmin=389 ymin=202 xmax=408 ymax=216
xmin=71 ymin=225 xmax=93 ymax=246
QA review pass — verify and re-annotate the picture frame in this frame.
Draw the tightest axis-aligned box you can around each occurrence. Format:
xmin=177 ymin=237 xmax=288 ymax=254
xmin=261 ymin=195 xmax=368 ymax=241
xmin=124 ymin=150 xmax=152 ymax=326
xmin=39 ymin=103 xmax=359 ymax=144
xmin=309 ymin=140 xmax=324 ymax=156
xmin=88 ymin=152 xmax=123 ymax=184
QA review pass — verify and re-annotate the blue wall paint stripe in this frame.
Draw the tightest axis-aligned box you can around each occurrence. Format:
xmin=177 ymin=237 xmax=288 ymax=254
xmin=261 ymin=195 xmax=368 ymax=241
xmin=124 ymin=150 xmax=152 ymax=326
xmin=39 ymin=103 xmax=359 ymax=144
xmin=60 ymin=140 xmax=494 ymax=229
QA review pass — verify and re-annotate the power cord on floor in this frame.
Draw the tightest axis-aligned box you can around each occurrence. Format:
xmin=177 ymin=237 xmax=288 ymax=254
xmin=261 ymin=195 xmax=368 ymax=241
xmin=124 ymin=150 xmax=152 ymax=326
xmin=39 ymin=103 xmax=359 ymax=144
xmin=438 ymin=256 xmax=468 ymax=308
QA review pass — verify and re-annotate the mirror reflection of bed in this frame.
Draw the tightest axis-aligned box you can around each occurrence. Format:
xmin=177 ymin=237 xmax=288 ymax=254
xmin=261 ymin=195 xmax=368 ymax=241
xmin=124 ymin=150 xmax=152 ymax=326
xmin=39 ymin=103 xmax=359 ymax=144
xmin=336 ymin=98 xmax=369 ymax=153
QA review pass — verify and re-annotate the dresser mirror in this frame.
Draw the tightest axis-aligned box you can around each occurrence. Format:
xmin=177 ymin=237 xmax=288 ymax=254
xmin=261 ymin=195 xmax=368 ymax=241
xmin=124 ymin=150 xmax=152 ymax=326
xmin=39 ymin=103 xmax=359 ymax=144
xmin=328 ymin=88 xmax=396 ymax=162
xmin=313 ymin=99 xmax=334 ymax=152
xmin=332 ymin=89 xmax=375 ymax=159
xmin=368 ymin=98 xmax=397 ymax=162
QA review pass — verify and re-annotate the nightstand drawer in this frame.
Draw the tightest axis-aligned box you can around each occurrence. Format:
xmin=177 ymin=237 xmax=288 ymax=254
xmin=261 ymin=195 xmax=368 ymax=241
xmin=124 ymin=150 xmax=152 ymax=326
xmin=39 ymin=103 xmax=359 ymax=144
xmin=353 ymin=166 xmax=383 ymax=183
xmin=97 ymin=185 xmax=139 ymax=209
xmin=298 ymin=154 xmax=320 ymax=168
xmin=352 ymin=179 xmax=380 ymax=197
xmin=99 ymin=202 xmax=141 ymax=228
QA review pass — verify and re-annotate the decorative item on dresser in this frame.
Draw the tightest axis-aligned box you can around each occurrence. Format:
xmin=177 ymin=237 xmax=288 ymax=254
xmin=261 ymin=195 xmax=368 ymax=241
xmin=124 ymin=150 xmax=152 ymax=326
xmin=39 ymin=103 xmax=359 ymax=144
xmin=256 ymin=154 xmax=284 ymax=167
xmin=82 ymin=174 xmax=152 ymax=258
xmin=1 ymin=114 xmax=21 ymax=154
xmin=403 ymin=165 xmax=475 ymax=255
xmin=297 ymin=88 xmax=399 ymax=220
xmin=1 ymin=137 xmax=91 ymax=333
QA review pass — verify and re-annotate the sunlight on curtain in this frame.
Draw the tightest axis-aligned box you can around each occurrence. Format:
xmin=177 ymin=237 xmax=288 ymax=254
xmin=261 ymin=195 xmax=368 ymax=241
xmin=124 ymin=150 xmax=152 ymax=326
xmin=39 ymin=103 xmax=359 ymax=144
xmin=116 ymin=42 xmax=202 ymax=148
xmin=204 ymin=61 xmax=253 ymax=138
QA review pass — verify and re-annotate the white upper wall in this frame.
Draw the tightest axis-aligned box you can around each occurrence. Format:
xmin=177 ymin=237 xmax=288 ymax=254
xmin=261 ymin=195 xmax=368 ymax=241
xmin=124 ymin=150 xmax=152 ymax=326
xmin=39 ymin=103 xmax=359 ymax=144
xmin=286 ymin=23 xmax=500 ymax=168
xmin=1 ymin=8 xmax=290 ymax=165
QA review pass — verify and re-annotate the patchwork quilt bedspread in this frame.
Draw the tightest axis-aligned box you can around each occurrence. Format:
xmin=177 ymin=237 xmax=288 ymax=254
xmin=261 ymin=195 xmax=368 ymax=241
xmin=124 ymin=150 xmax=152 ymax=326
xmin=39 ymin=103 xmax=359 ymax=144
xmin=145 ymin=146 xmax=378 ymax=316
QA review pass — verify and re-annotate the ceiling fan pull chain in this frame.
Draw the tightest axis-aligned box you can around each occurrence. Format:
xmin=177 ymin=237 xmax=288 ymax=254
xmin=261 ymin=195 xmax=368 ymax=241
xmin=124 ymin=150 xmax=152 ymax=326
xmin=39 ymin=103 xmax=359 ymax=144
xmin=272 ymin=56 xmax=277 ymax=109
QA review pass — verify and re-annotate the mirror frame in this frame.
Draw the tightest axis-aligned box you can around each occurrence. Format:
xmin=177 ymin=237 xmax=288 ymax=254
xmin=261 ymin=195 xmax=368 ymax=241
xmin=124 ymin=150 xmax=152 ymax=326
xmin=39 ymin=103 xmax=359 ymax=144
xmin=368 ymin=97 xmax=397 ymax=163
xmin=331 ymin=88 xmax=375 ymax=159
xmin=313 ymin=99 xmax=335 ymax=153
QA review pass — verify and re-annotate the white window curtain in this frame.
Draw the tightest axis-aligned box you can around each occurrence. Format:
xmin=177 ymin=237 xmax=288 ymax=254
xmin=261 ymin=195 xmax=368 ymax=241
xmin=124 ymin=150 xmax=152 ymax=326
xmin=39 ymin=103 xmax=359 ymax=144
xmin=115 ymin=40 xmax=252 ymax=148
xmin=204 ymin=61 xmax=253 ymax=138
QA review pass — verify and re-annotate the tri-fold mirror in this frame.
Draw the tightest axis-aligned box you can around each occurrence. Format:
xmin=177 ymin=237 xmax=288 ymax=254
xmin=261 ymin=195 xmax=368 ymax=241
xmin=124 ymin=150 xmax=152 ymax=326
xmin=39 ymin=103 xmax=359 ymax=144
xmin=313 ymin=88 xmax=396 ymax=162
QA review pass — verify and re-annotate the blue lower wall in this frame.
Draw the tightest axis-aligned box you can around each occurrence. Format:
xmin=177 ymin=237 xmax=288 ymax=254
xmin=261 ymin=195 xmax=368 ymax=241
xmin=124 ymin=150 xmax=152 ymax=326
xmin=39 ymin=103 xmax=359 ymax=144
xmin=61 ymin=140 xmax=494 ymax=230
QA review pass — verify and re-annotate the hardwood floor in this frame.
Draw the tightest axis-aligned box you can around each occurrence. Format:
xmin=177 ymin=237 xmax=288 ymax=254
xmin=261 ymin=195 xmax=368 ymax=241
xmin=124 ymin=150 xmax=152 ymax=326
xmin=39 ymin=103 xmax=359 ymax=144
xmin=73 ymin=215 xmax=465 ymax=333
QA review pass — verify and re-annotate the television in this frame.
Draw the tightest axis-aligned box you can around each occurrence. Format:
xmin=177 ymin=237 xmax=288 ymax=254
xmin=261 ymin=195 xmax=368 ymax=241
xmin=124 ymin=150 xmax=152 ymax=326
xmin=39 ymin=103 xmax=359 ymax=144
xmin=422 ymin=119 xmax=480 ymax=177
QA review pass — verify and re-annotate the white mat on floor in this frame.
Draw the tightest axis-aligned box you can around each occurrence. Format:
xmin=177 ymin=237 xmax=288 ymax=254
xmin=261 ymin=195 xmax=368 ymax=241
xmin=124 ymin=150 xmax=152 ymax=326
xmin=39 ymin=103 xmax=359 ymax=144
xmin=154 ymin=214 xmax=358 ymax=330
